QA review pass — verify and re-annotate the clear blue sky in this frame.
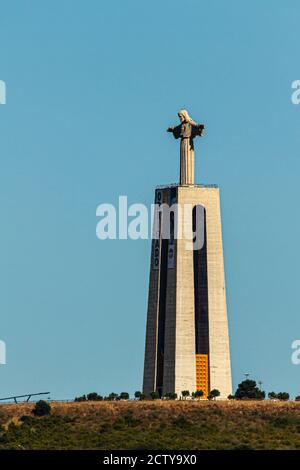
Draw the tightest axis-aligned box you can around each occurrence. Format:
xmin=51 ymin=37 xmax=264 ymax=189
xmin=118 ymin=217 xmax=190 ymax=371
xmin=0 ymin=0 xmax=300 ymax=399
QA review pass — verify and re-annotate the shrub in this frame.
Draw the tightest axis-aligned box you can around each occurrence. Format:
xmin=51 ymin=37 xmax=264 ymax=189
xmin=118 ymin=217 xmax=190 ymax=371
xmin=268 ymin=392 xmax=290 ymax=401
xmin=119 ymin=392 xmax=129 ymax=400
xmin=150 ymin=391 xmax=160 ymax=400
xmin=164 ymin=392 xmax=177 ymax=400
xmin=209 ymin=389 xmax=220 ymax=400
xmin=181 ymin=390 xmax=190 ymax=399
xmin=194 ymin=390 xmax=204 ymax=399
xmin=228 ymin=394 xmax=235 ymax=400
xmin=32 ymin=400 xmax=51 ymax=417
xmin=75 ymin=395 xmax=86 ymax=402
xmin=87 ymin=392 xmax=103 ymax=401
xmin=134 ymin=391 xmax=145 ymax=400
xmin=295 ymin=396 xmax=300 ymax=401
xmin=277 ymin=392 xmax=289 ymax=401
xmin=20 ymin=415 xmax=32 ymax=423
xmin=106 ymin=393 xmax=118 ymax=401
xmin=234 ymin=380 xmax=265 ymax=400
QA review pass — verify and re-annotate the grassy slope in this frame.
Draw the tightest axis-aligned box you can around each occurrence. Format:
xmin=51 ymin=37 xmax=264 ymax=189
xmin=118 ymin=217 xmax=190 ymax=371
xmin=0 ymin=400 xmax=299 ymax=450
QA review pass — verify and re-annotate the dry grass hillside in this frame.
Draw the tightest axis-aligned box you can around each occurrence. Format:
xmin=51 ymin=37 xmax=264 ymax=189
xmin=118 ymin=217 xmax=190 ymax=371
xmin=0 ymin=400 xmax=299 ymax=450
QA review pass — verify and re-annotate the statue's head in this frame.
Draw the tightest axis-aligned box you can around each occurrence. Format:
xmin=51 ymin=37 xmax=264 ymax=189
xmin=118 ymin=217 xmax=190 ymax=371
xmin=178 ymin=109 xmax=194 ymax=124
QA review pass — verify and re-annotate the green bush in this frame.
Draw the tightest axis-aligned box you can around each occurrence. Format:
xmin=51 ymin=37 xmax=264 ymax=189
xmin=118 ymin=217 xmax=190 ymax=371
xmin=20 ymin=415 xmax=33 ymax=423
xmin=134 ymin=391 xmax=146 ymax=400
xmin=32 ymin=400 xmax=51 ymax=417
xmin=277 ymin=392 xmax=289 ymax=401
xmin=105 ymin=393 xmax=118 ymax=401
xmin=75 ymin=395 xmax=87 ymax=402
xmin=268 ymin=392 xmax=290 ymax=401
xmin=234 ymin=380 xmax=265 ymax=400
xmin=119 ymin=392 xmax=130 ymax=400
xmin=87 ymin=392 xmax=103 ymax=401
xmin=164 ymin=392 xmax=177 ymax=400
xmin=208 ymin=389 xmax=220 ymax=400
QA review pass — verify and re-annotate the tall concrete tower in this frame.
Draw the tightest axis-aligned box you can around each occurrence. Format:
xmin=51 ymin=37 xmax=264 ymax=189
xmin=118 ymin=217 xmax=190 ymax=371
xmin=142 ymin=110 xmax=232 ymax=399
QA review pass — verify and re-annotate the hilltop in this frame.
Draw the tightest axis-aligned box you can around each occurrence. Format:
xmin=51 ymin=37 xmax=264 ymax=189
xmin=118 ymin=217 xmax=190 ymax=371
xmin=0 ymin=400 xmax=299 ymax=450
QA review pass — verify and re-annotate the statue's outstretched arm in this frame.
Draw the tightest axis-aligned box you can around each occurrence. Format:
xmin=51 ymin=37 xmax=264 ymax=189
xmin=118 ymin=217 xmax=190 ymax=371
xmin=167 ymin=125 xmax=181 ymax=139
xmin=192 ymin=123 xmax=205 ymax=137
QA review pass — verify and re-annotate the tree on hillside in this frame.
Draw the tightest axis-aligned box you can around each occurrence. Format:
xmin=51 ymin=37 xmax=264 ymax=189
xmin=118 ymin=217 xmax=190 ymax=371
xmin=277 ymin=392 xmax=289 ymax=401
xmin=228 ymin=394 xmax=235 ymax=400
xmin=268 ymin=391 xmax=290 ymax=401
xmin=75 ymin=395 xmax=87 ymax=402
xmin=164 ymin=392 xmax=177 ymax=400
xmin=194 ymin=390 xmax=204 ymax=399
xmin=119 ymin=392 xmax=130 ymax=400
xmin=134 ymin=391 xmax=146 ymax=400
xmin=106 ymin=392 xmax=118 ymax=401
xmin=87 ymin=392 xmax=103 ymax=401
xmin=181 ymin=390 xmax=190 ymax=399
xmin=234 ymin=380 xmax=265 ymax=400
xmin=150 ymin=391 xmax=160 ymax=400
xmin=32 ymin=400 xmax=51 ymax=417
xmin=208 ymin=389 xmax=220 ymax=400
xmin=295 ymin=396 xmax=300 ymax=401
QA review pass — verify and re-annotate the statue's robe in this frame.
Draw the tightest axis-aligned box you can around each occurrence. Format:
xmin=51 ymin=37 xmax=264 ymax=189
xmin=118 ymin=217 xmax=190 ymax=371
xmin=170 ymin=122 xmax=204 ymax=185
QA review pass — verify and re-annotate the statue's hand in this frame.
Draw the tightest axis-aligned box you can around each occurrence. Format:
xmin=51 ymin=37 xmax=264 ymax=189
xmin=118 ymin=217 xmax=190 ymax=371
xmin=167 ymin=127 xmax=174 ymax=132
xmin=198 ymin=124 xmax=205 ymax=136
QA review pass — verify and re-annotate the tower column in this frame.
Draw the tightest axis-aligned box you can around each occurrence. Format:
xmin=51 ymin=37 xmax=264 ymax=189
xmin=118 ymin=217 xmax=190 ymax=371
xmin=143 ymin=185 xmax=232 ymax=399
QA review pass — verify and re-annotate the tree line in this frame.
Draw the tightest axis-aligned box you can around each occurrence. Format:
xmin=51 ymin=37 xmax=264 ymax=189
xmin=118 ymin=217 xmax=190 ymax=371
xmin=74 ymin=380 xmax=299 ymax=402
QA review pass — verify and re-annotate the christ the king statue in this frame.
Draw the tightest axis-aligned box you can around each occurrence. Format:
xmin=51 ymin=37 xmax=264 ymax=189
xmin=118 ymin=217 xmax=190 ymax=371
xmin=167 ymin=109 xmax=205 ymax=185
